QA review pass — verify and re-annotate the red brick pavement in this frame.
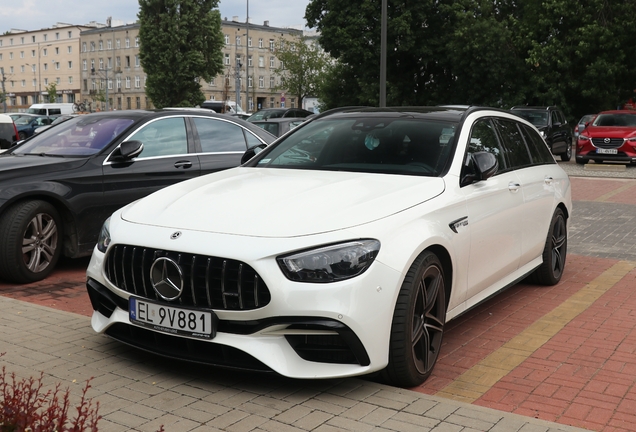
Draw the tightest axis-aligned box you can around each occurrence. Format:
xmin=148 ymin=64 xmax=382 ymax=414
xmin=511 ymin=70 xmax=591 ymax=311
xmin=2 ymin=176 xmax=636 ymax=432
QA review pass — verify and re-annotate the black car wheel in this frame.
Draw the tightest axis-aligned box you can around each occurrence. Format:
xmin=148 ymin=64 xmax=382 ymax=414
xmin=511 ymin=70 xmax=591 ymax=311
xmin=529 ymin=208 xmax=567 ymax=286
xmin=18 ymin=131 xmax=27 ymax=140
xmin=0 ymin=201 xmax=63 ymax=283
xmin=561 ymin=144 xmax=572 ymax=162
xmin=384 ymin=251 xmax=446 ymax=387
xmin=576 ymin=158 xmax=588 ymax=165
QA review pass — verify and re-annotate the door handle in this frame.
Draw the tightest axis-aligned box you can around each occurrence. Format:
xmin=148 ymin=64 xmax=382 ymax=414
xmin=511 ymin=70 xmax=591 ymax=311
xmin=174 ymin=160 xmax=193 ymax=169
xmin=544 ymin=176 xmax=554 ymax=185
xmin=508 ymin=182 xmax=521 ymax=192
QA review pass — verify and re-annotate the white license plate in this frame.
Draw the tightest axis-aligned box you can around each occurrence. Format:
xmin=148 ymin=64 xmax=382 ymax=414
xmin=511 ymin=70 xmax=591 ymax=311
xmin=597 ymin=148 xmax=618 ymax=154
xmin=129 ymin=297 xmax=216 ymax=339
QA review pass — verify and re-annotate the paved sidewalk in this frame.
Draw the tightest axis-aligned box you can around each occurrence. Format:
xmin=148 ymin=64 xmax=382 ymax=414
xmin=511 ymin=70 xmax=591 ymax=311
xmin=0 ymin=296 xmax=587 ymax=432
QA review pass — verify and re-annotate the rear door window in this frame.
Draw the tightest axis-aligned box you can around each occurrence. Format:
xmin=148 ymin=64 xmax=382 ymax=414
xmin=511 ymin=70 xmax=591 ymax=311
xmin=493 ymin=119 xmax=532 ymax=170
xmin=192 ymin=117 xmax=247 ymax=152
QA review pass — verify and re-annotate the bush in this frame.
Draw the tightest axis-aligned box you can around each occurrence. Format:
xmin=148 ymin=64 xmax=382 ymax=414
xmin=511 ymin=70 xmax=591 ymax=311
xmin=0 ymin=355 xmax=100 ymax=432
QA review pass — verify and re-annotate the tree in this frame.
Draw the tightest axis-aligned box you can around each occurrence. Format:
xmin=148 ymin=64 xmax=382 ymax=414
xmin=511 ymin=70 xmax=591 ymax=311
xmin=138 ymin=0 xmax=224 ymax=108
xmin=45 ymin=82 xmax=57 ymax=103
xmin=272 ymin=36 xmax=330 ymax=107
xmin=306 ymin=0 xmax=636 ymax=120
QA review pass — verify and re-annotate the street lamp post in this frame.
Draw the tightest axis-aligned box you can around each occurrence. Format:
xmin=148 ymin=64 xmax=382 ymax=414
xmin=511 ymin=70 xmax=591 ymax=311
xmin=245 ymin=0 xmax=249 ymax=112
xmin=235 ymin=59 xmax=242 ymax=110
xmin=37 ymin=43 xmax=52 ymax=104
xmin=25 ymin=63 xmax=37 ymax=104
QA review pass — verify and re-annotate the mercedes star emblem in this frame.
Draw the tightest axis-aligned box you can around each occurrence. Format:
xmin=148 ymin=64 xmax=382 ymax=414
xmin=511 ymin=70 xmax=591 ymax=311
xmin=170 ymin=231 xmax=182 ymax=240
xmin=150 ymin=257 xmax=184 ymax=301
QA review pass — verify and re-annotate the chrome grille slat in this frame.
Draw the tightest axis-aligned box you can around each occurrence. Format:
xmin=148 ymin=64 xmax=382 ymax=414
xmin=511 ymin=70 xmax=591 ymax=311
xmin=104 ymin=245 xmax=270 ymax=311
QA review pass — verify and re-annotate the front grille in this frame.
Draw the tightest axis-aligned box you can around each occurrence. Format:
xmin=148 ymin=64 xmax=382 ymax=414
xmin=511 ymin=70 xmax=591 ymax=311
xmin=104 ymin=244 xmax=271 ymax=311
xmin=592 ymin=137 xmax=624 ymax=148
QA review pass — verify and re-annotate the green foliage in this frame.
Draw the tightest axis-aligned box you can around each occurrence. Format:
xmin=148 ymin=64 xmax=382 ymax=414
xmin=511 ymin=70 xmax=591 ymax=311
xmin=138 ymin=0 xmax=224 ymax=108
xmin=306 ymin=0 xmax=636 ymax=120
xmin=45 ymin=83 xmax=57 ymax=103
xmin=272 ymin=36 xmax=330 ymax=106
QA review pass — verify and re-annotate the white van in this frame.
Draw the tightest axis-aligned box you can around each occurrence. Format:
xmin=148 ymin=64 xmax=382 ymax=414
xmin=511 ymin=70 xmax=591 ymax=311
xmin=27 ymin=103 xmax=75 ymax=116
xmin=200 ymin=100 xmax=246 ymax=114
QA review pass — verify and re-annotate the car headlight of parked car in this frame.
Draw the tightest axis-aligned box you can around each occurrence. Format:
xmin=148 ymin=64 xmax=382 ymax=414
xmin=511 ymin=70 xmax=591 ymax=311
xmin=96 ymin=217 xmax=111 ymax=253
xmin=277 ymin=239 xmax=381 ymax=283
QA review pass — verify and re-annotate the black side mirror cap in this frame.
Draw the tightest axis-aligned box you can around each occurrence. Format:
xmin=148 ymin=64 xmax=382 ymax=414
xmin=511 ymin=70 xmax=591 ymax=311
xmin=461 ymin=151 xmax=498 ymax=186
xmin=110 ymin=140 xmax=144 ymax=162
xmin=241 ymin=143 xmax=267 ymax=164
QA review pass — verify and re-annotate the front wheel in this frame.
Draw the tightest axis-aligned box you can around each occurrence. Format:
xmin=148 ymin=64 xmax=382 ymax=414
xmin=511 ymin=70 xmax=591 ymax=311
xmin=560 ymin=144 xmax=572 ymax=162
xmin=383 ymin=251 xmax=446 ymax=387
xmin=0 ymin=201 xmax=63 ymax=283
xmin=529 ymin=208 xmax=567 ymax=285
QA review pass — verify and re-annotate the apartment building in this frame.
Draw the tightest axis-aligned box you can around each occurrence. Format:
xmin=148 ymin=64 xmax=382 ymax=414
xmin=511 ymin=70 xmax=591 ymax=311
xmin=0 ymin=23 xmax=100 ymax=111
xmin=1 ymin=17 xmax=303 ymax=113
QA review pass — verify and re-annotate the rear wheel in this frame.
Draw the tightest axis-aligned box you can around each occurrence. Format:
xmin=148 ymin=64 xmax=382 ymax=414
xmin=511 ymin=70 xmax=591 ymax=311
xmin=383 ymin=251 xmax=446 ymax=387
xmin=18 ymin=131 xmax=26 ymax=140
xmin=529 ymin=208 xmax=567 ymax=285
xmin=0 ymin=201 xmax=63 ymax=283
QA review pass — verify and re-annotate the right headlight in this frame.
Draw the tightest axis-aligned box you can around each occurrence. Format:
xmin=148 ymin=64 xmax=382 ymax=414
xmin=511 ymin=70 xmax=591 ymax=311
xmin=96 ymin=217 xmax=111 ymax=253
xmin=277 ymin=239 xmax=381 ymax=283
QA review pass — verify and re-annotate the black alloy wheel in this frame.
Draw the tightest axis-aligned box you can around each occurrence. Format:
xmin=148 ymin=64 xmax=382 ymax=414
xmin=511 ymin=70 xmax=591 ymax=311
xmin=384 ymin=251 xmax=446 ymax=387
xmin=561 ymin=144 xmax=572 ymax=162
xmin=529 ymin=208 xmax=567 ymax=286
xmin=0 ymin=200 xmax=63 ymax=283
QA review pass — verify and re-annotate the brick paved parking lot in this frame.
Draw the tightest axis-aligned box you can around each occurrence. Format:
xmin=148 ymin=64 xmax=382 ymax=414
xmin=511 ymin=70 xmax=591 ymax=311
xmin=1 ymin=167 xmax=636 ymax=431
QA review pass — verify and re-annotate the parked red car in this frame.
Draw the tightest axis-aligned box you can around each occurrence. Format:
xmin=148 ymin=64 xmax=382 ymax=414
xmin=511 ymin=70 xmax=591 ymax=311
xmin=576 ymin=110 xmax=636 ymax=165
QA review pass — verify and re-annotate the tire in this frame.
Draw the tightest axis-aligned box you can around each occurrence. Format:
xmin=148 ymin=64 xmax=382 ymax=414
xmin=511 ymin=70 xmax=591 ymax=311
xmin=529 ymin=208 xmax=567 ymax=286
xmin=0 ymin=201 xmax=63 ymax=283
xmin=560 ymin=144 xmax=572 ymax=162
xmin=18 ymin=131 xmax=26 ymax=140
xmin=383 ymin=251 xmax=446 ymax=387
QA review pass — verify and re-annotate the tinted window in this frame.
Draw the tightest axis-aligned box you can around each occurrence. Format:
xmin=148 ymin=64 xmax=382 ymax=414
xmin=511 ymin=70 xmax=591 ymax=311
xmin=193 ymin=117 xmax=247 ymax=152
xmin=254 ymin=122 xmax=279 ymax=136
xmin=519 ymin=124 xmax=555 ymax=165
xmin=128 ymin=117 xmax=188 ymax=158
xmin=245 ymin=130 xmax=264 ymax=148
xmin=0 ymin=124 xmax=15 ymax=149
xmin=494 ymin=119 xmax=532 ymax=169
xmin=466 ymin=119 xmax=507 ymax=173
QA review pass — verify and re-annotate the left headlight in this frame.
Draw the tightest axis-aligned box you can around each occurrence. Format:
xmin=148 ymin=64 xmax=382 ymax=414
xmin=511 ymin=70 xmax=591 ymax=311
xmin=277 ymin=239 xmax=381 ymax=283
xmin=96 ymin=217 xmax=111 ymax=253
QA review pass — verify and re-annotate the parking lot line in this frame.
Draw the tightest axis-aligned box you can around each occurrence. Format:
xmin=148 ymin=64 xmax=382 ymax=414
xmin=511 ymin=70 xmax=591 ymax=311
xmin=434 ymin=260 xmax=636 ymax=403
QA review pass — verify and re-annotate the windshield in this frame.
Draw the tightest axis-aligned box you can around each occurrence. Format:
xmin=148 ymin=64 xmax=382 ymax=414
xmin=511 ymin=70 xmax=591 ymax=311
xmin=593 ymin=113 xmax=636 ymax=127
xmin=12 ymin=116 xmax=134 ymax=157
xmin=254 ymin=116 xmax=457 ymax=177
xmin=514 ymin=111 xmax=549 ymax=127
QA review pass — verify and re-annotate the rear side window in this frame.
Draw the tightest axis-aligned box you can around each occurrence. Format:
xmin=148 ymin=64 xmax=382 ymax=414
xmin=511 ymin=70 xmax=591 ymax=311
xmin=519 ymin=124 xmax=556 ymax=165
xmin=192 ymin=117 xmax=247 ymax=152
xmin=49 ymin=109 xmax=62 ymax=115
xmin=494 ymin=119 xmax=532 ymax=170
xmin=255 ymin=122 xmax=279 ymax=136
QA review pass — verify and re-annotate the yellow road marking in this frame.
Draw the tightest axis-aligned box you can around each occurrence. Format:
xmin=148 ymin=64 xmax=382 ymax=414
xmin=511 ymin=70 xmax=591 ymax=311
xmin=595 ymin=183 xmax=636 ymax=202
xmin=436 ymin=261 xmax=636 ymax=403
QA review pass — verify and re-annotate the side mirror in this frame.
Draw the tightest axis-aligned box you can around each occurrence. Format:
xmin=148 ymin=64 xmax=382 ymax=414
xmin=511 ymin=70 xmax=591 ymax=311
xmin=110 ymin=140 xmax=144 ymax=161
xmin=460 ymin=151 xmax=498 ymax=186
xmin=241 ymin=143 xmax=267 ymax=164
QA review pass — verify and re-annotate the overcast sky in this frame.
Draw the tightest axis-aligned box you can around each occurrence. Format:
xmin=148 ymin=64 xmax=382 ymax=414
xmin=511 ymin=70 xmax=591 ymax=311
xmin=0 ymin=0 xmax=313 ymax=32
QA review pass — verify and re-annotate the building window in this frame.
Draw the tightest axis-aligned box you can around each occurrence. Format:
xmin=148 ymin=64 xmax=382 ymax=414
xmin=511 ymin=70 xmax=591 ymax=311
xmin=90 ymin=42 xmax=95 ymax=51
xmin=258 ymin=76 xmax=264 ymax=88
xmin=258 ymin=56 xmax=264 ymax=67
xmin=83 ymin=60 xmax=87 ymax=70
xmin=258 ymin=38 xmax=263 ymax=48
xmin=224 ymin=34 xmax=229 ymax=44
xmin=56 ymin=77 xmax=61 ymax=85
xmin=68 ymin=31 xmax=72 ymax=38
xmin=55 ymin=62 xmax=60 ymax=70
xmin=135 ymin=76 xmax=140 ymax=88
xmin=135 ymin=37 xmax=139 ymax=47
xmin=135 ymin=55 xmax=140 ymax=67
xmin=107 ymin=40 xmax=112 ymax=49
xmin=99 ymin=58 xmax=104 ymax=69
xmin=248 ymin=37 xmax=252 ymax=47
xmin=269 ymin=97 xmax=274 ymax=108
xmin=125 ymin=37 xmax=130 ymax=48
xmin=236 ymin=36 xmax=241 ymax=46
xmin=19 ymin=51 xmax=24 ymax=58
xmin=42 ymin=48 xmax=47 ymax=56
xmin=68 ymin=76 xmax=73 ymax=84
xmin=116 ymin=39 xmax=120 ymax=49
xmin=125 ymin=76 xmax=131 ymax=88
xmin=269 ymin=39 xmax=274 ymax=51
xmin=55 ymin=47 xmax=59 ymax=55
xmin=224 ymin=53 xmax=230 ymax=65
xmin=91 ymin=59 xmax=95 ymax=70
xmin=68 ymin=61 xmax=72 ymax=69
xmin=270 ymin=77 xmax=275 ymax=88
xmin=42 ymin=78 xmax=46 ymax=86
xmin=68 ymin=45 xmax=72 ymax=53
xmin=99 ymin=40 xmax=103 ymax=50
xmin=31 ymin=50 xmax=35 ymax=57
xmin=248 ymin=76 xmax=253 ymax=88
xmin=136 ymin=96 xmax=141 ymax=109
xmin=125 ymin=56 xmax=130 ymax=68
xmin=127 ymin=97 xmax=131 ymax=109
xmin=43 ymin=63 xmax=48 ymax=71
xmin=270 ymin=57 xmax=274 ymax=68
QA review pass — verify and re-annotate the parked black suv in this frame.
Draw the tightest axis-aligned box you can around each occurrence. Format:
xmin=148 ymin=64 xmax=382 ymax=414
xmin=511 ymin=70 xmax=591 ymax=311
xmin=510 ymin=106 xmax=572 ymax=161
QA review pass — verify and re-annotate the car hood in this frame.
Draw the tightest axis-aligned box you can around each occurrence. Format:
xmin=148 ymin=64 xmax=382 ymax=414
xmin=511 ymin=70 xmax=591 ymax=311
xmin=583 ymin=126 xmax=636 ymax=138
xmin=121 ymin=168 xmax=446 ymax=237
xmin=0 ymin=153 xmax=89 ymax=181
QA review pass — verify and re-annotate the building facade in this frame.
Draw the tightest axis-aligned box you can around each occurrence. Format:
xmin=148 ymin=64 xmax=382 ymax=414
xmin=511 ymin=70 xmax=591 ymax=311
xmin=1 ymin=18 xmax=304 ymax=113
xmin=0 ymin=23 xmax=100 ymax=111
